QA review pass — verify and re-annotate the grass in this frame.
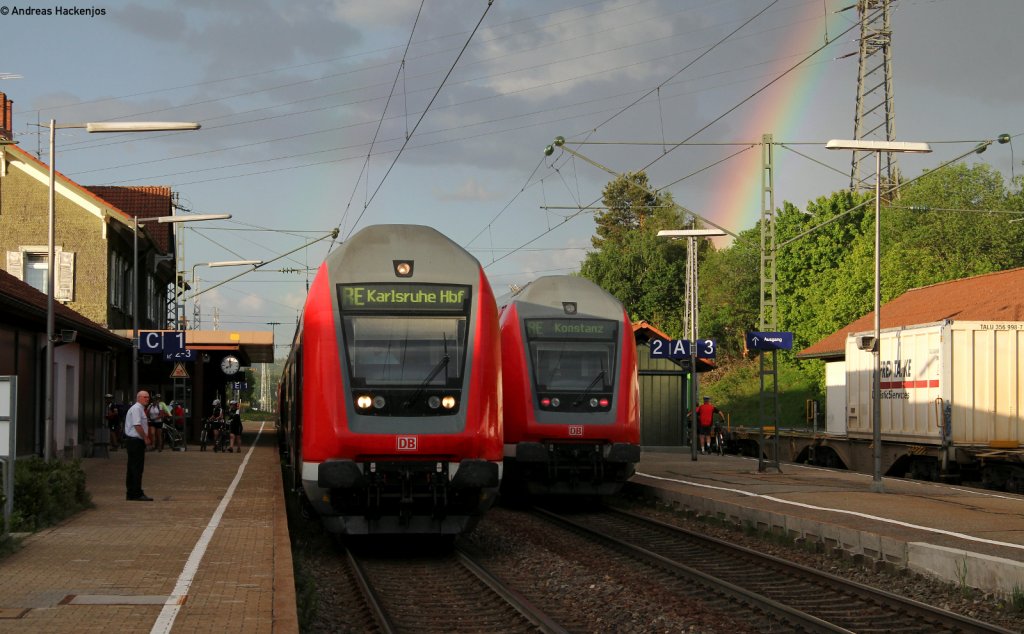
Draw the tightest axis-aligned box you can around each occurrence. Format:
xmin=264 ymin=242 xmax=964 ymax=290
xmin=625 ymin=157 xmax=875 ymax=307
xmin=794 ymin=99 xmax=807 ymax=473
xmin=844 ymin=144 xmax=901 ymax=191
xmin=702 ymin=357 xmax=823 ymax=430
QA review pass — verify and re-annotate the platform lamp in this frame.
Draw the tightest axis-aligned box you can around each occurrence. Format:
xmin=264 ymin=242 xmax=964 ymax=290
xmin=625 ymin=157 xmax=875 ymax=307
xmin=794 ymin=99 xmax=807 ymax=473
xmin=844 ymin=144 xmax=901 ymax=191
xmin=657 ymin=228 xmax=726 ymax=461
xmin=826 ymin=139 xmax=932 ymax=492
xmin=40 ymin=120 xmax=199 ymax=461
xmin=189 ymin=260 xmax=264 ymax=330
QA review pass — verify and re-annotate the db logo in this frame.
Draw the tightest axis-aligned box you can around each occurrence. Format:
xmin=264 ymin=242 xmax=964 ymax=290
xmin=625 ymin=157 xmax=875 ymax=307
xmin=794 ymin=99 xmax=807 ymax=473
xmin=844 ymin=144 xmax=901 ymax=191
xmin=568 ymin=425 xmax=584 ymax=437
xmin=397 ymin=436 xmax=418 ymax=451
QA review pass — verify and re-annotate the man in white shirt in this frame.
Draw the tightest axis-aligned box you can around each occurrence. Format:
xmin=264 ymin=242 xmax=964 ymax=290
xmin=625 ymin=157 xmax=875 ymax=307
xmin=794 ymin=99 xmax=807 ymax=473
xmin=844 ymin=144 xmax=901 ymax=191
xmin=125 ymin=390 xmax=154 ymax=501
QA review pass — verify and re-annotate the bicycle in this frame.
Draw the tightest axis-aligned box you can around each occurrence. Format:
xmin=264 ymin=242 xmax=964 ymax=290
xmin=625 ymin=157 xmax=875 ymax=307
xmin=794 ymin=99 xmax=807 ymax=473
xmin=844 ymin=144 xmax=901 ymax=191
xmin=199 ymin=418 xmax=216 ymax=452
xmin=163 ymin=424 xmax=187 ymax=451
xmin=711 ymin=423 xmax=726 ymax=455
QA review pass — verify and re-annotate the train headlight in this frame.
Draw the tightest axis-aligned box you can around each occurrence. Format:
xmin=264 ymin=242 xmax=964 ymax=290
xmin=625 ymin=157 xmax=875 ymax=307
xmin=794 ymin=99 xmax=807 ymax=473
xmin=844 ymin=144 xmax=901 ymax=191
xmin=441 ymin=395 xmax=457 ymax=409
xmin=599 ymin=398 xmax=609 ymax=407
xmin=394 ymin=260 xmax=414 ymax=277
xmin=540 ymin=398 xmax=551 ymax=407
xmin=356 ymin=395 xmax=372 ymax=409
xmin=589 ymin=398 xmax=599 ymax=408
xmin=428 ymin=395 xmax=441 ymax=409
xmin=550 ymin=397 xmax=561 ymax=408
xmin=373 ymin=396 xmax=387 ymax=409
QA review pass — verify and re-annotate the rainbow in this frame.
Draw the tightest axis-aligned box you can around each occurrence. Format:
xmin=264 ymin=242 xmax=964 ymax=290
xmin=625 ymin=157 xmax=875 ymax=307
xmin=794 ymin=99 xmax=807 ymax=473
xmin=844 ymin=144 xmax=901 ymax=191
xmin=698 ymin=3 xmax=840 ymax=240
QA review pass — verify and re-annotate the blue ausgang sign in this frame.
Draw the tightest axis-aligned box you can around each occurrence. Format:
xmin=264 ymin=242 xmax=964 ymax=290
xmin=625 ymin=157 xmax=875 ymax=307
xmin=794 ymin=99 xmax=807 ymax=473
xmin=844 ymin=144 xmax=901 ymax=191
xmin=746 ymin=331 xmax=794 ymax=351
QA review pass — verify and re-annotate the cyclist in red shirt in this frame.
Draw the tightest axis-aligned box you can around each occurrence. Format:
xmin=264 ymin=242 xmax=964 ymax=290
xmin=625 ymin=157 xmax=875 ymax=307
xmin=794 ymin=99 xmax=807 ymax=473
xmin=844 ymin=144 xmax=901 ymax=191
xmin=691 ymin=396 xmax=726 ymax=455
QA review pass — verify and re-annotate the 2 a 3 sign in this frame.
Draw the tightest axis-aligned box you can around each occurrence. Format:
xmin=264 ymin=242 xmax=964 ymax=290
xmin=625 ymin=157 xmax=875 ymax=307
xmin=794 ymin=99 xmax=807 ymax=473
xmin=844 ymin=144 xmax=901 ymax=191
xmin=649 ymin=338 xmax=717 ymax=359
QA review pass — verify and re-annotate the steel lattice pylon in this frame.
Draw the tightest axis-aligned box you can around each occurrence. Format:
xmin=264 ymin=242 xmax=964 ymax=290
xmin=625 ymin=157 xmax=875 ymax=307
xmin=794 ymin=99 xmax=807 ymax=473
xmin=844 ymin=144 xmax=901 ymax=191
xmin=851 ymin=0 xmax=898 ymax=193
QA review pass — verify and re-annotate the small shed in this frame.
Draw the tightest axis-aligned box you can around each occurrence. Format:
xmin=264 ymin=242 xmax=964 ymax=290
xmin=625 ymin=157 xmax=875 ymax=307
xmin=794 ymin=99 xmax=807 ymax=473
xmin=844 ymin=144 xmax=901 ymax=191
xmin=633 ymin=320 xmax=714 ymax=447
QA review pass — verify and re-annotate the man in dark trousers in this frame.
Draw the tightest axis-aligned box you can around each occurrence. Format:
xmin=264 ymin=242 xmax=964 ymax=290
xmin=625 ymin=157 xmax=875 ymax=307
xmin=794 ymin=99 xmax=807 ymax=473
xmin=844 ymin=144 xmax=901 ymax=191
xmin=124 ymin=390 xmax=154 ymax=501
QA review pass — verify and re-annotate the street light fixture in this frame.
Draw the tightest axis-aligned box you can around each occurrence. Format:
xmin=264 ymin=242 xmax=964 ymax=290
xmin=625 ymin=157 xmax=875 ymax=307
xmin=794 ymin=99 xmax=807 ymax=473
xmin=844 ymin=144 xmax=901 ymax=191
xmin=657 ymin=228 xmax=727 ymax=461
xmin=189 ymin=260 xmax=263 ymax=330
xmin=827 ymin=138 xmax=931 ymax=493
xmin=42 ymin=120 xmax=199 ymax=461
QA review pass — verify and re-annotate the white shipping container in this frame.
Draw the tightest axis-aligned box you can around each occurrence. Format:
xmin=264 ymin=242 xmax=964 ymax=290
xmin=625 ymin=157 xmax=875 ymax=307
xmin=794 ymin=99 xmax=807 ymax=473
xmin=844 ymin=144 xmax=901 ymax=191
xmin=845 ymin=321 xmax=1024 ymax=448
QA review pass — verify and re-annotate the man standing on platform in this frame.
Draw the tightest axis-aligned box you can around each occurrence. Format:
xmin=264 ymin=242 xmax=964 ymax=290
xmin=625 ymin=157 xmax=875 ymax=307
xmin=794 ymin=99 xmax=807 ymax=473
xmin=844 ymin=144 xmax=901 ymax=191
xmin=692 ymin=396 xmax=726 ymax=455
xmin=125 ymin=391 xmax=154 ymax=501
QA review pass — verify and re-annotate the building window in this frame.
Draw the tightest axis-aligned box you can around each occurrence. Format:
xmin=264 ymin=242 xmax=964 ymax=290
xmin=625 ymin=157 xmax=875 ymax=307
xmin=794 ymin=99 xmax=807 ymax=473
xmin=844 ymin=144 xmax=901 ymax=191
xmin=24 ymin=252 xmax=49 ymax=293
xmin=5 ymin=248 xmax=75 ymax=301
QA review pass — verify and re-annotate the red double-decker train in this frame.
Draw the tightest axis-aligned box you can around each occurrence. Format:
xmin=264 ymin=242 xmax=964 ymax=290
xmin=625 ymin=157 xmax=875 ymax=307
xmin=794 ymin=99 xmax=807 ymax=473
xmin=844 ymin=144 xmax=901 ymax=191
xmin=278 ymin=225 xmax=502 ymax=535
xmin=498 ymin=275 xmax=640 ymax=498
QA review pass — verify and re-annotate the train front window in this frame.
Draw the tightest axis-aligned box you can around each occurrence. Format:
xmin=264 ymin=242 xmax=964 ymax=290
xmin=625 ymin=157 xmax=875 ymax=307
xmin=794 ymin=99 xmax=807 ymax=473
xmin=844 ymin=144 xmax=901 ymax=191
xmin=343 ymin=316 xmax=466 ymax=387
xmin=525 ymin=319 xmax=617 ymax=392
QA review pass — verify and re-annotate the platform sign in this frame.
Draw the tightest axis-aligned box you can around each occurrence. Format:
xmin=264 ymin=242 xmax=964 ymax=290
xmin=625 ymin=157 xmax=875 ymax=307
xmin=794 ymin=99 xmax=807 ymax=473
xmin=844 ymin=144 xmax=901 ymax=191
xmin=694 ymin=338 xmax=717 ymax=359
xmin=164 ymin=348 xmax=196 ymax=362
xmin=649 ymin=338 xmax=690 ymax=359
xmin=746 ymin=331 xmax=794 ymax=351
xmin=232 ymin=382 xmax=248 ymax=390
xmin=138 ymin=331 xmax=164 ymax=353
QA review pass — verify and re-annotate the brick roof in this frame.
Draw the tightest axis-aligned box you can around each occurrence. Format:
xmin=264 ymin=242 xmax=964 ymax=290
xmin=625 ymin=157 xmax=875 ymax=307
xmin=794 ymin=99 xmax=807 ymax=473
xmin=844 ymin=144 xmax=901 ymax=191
xmin=0 ymin=269 xmax=129 ymax=347
xmin=797 ymin=267 xmax=1024 ymax=360
xmin=86 ymin=186 xmax=174 ymax=254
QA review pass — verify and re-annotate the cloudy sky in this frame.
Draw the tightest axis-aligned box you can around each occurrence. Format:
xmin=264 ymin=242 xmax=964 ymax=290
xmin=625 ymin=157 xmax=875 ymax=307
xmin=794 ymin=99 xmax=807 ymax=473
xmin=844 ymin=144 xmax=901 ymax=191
xmin=2 ymin=0 xmax=1021 ymax=352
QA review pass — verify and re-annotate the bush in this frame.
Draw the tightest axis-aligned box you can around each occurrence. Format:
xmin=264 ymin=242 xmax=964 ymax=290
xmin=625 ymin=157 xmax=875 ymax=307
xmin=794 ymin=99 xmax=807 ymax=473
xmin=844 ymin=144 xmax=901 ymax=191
xmin=6 ymin=458 xmax=92 ymax=533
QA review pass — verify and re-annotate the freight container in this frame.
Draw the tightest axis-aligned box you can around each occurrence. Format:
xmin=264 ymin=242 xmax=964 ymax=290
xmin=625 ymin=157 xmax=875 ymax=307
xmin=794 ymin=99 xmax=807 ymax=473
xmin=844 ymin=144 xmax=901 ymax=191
xmin=845 ymin=320 xmax=1024 ymax=448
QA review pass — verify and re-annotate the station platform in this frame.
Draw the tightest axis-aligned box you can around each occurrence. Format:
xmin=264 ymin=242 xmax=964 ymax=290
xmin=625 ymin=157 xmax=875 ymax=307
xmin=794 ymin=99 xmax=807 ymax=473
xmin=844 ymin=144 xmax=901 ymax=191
xmin=0 ymin=422 xmax=297 ymax=633
xmin=628 ymin=448 xmax=1024 ymax=596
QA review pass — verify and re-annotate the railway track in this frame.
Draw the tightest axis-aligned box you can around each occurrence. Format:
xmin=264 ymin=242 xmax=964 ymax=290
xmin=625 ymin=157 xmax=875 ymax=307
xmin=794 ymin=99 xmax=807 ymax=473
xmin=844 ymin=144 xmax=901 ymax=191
xmin=345 ymin=542 xmax=567 ymax=634
xmin=535 ymin=506 xmax=1017 ymax=633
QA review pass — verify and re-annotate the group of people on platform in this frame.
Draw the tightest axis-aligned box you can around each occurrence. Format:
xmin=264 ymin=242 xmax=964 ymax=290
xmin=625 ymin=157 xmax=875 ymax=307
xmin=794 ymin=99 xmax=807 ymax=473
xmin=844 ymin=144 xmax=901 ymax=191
xmin=207 ymin=398 xmax=244 ymax=454
xmin=105 ymin=393 xmax=185 ymax=452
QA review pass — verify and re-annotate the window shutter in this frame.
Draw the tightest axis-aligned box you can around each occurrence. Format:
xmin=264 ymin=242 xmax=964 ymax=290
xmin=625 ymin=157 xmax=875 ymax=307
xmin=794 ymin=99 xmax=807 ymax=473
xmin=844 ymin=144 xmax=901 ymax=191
xmin=5 ymin=251 xmax=23 ymax=281
xmin=55 ymin=251 xmax=75 ymax=302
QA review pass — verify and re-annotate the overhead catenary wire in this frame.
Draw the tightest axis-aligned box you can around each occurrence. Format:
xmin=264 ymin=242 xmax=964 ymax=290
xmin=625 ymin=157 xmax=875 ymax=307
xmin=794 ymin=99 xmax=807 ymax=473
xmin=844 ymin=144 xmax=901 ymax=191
xmin=340 ymin=0 xmax=496 ymax=241
xmin=484 ymin=3 xmax=868 ymax=269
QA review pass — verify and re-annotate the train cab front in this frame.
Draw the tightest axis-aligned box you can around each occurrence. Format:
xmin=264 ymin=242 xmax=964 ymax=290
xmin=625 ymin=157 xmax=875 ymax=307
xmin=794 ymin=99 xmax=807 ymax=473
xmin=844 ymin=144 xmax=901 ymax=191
xmin=504 ymin=314 xmax=641 ymax=497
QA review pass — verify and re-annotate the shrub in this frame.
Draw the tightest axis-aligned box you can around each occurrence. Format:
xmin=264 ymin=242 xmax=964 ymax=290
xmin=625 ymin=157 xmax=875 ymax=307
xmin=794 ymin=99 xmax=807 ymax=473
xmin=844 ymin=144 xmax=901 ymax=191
xmin=7 ymin=458 xmax=92 ymax=533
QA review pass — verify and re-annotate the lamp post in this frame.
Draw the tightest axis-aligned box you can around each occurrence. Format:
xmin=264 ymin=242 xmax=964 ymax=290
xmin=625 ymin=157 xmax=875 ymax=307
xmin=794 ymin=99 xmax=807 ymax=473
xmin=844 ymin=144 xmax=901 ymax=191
xmin=42 ymin=120 xmax=199 ymax=461
xmin=657 ymin=228 xmax=726 ymax=461
xmin=131 ymin=214 xmax=231 ymax=398
xmin=189 ymin=260 xmax=263 ymax=330
xmin=826 ymin=139 xmax=932 ymax=492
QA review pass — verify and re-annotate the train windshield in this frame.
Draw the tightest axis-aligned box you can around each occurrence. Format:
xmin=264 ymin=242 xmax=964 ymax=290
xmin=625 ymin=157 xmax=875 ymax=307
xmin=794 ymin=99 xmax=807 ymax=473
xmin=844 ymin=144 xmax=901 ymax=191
xmin=342 ymin=316 xmax=467 ymax=387
xmin=524 ymin=319 xmax=617 ymax=392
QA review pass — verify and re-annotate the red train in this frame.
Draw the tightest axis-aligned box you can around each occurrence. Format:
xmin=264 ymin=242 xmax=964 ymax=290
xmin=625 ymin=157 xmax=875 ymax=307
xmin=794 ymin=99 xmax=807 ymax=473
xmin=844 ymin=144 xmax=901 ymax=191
xmin=498 ymin=275 xmax=640 ymax=497
xmin=278 ymin=225 xmax=502 ymax=535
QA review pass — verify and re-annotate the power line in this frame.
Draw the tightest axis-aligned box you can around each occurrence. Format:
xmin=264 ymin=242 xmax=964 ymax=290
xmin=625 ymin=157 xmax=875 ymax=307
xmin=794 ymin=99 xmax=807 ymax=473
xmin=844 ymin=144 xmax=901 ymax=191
xmin=342 ymin=0 xmax=496 ymax=240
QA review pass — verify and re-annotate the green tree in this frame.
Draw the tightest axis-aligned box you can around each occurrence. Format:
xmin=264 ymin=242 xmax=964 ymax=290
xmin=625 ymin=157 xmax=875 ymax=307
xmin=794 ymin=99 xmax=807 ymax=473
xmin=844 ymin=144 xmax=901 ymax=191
xmin=775 ymin=191 xmax=874 ymax=350
xmin=698 ymin=226 xmax=760 ymax=357
xmin=580 ymin=172 xmax=690 ymax=335
xmin=884 ymin=163 xmax=1024 ymax=294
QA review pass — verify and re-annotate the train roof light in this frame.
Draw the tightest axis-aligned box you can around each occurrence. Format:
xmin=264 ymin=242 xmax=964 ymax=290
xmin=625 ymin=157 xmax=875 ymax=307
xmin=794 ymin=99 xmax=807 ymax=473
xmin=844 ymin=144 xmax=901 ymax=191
xmin=562 ymin=302 xmax=577 ymax=315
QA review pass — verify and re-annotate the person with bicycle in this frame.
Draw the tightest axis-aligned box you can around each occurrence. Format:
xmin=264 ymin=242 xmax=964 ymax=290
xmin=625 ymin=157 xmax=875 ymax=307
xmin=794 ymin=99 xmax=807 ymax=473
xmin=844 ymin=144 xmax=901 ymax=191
xmin=690 ymin=396 xmax=726 ymax=455
xmin=155 ymin=394 xmax=172 ymax=452
xmin=209 ymin=399 xmax=225 ymax=451
xmin=228 ymin=401 xmax=243 ymax=454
